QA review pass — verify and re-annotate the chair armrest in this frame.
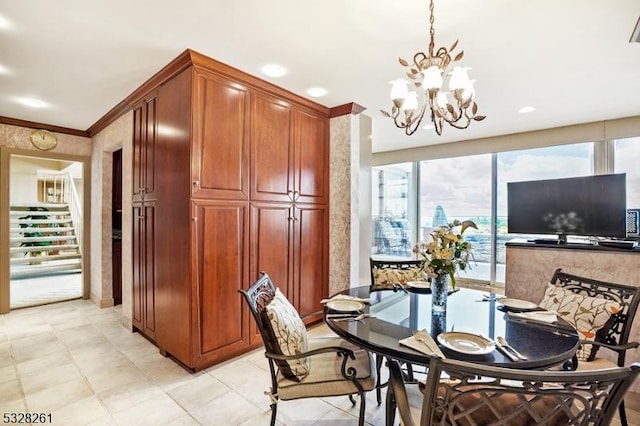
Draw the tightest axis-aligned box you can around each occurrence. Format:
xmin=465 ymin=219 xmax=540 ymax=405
xmin=264 ymin=345 xmax=355 ymax=362
xmin=580 ymin=339 xmax=640 ymax=353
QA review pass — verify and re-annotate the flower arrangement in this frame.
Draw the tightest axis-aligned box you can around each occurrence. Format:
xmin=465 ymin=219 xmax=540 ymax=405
xmin=412 ymin=219 xmax=477 ymax=288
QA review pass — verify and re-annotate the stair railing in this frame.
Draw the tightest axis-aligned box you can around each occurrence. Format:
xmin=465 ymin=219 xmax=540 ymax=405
xmin=37 ymin=171 xmax=83 ymax=256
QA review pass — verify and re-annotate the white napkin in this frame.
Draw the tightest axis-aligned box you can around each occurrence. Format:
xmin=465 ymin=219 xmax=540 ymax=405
xmin=320 ymin=294 xmax=371 ymax=305
xmin=399 ymin=329 xmax=446 ymax=358
xmin=509 ymin=311 xmax=557 ymax=323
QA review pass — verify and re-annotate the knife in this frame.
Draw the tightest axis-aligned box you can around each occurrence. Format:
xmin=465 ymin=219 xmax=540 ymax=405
xmin=482 ymin=334 xmax=519 ymax=362
xmin=497 ymin=336 xmax=527 ymax=360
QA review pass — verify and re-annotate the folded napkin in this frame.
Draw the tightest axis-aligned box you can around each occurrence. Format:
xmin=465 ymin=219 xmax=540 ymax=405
xmin=509 ymin=310 xmax=557 ymax=324
xmin=399 ymin=329 xmax=446 ymax=358
xmin=320 ymin=294 xmax=371 ymax=305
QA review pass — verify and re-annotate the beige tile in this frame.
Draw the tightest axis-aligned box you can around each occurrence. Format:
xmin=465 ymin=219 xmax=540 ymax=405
xmin=16 ymin=350 xmax=74 ymax=377
xmin=5 ymin=322 xmax=54 ymax=341
xmin=70 ymin=344 xmax=127 ymax=375
xmin=240 ymin=410 xmax=286 ymax=426
xmin=19 ymin=361 xmax=84 ymax=394
xmin=10 ymin=330 xmax=62 ymax=360
xmin=269 ymin=397 xmax=335 ymax=425
xmin=49 ymin=395 xmax=109 ymax=425
xmin=0 ymin=342 xmax=13 ymax=368
xmin=0 ymin=364 xmax=18 ymax=385
xmin=83 ymin=361 xmax=148 ymax=394
xmin=97 ymin=379 xmax=164 ymax=414
xmin=189 ymin=390 xmax=262 ymax=425
xmin=0 ymin=377 xmax=24 ymax=405
xmin=110 ymin=393 xmax=188 ymax=426
xmin=168 ymin=373 xmax=231 ymax=412
xmin=133 ymin=353 xmax=201 ymax=391
xmin=0 ymin=398 xmax=27 ymax=413
xmin=25 ymin=377 xmax=94 ymax=412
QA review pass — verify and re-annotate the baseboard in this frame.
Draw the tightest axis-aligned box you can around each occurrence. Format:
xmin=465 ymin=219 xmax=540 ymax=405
xmin=120 ymin=316 xmax=133 ymax=331
xmin=89 ymin=292 xmax=114 ymax=308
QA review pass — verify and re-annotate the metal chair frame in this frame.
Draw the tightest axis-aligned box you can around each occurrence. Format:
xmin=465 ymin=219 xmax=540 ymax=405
xmin=239 ymin=272 xmax=371 ymax=426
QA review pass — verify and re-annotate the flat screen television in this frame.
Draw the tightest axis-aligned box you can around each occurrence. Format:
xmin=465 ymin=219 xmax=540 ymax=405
xmin=507 ymin=173 xmax=627 ymax=241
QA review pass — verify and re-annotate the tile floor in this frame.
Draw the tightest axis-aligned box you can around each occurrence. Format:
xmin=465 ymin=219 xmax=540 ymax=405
xmin=1 ymin=299 xmax=639 ymax=425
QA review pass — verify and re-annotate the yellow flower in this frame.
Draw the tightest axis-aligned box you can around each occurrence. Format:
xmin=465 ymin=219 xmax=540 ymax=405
xmin=412 ymin=220 xmax=477 ymax=288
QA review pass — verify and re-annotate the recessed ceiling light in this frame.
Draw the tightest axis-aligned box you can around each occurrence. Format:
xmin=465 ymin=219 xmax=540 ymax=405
xmin=518 ymin=106 xmax=536 ymax=114
xmin=260 ymin=64 xmax=287 ymax=78
xmin=15 ymin=97 xmax=49 ymax=108
xmin=306 ymin=87 xmax=327 ymax=98
xmin=0 ymin=14 xmax=12 ymax=30
xmin=0 ymin=64 xmax=10 ymax=75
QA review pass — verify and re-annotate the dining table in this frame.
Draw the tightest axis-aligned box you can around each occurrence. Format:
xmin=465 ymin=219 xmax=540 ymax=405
xmin=323 ymin=286 xmax=580 ymax=370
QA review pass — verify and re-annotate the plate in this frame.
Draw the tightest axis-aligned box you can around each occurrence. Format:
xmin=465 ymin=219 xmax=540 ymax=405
xmin=405 ymin=281 xmax=430 ymax=290
xmin=326 ymin=299 xmax=365 ymax=312
xmin=498 ymin=298 xmax=539 ymax=311
xmin=437 ymin=332 xmax=495 ymax=355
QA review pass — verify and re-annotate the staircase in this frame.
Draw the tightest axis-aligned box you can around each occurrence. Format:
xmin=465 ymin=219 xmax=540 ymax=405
xmin=9 ymin=203 xmax=82 ymax=279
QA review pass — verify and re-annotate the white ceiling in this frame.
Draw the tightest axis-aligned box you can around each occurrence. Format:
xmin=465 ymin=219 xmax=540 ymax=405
xmin=0 ymin=0 xmax=639 ymax=152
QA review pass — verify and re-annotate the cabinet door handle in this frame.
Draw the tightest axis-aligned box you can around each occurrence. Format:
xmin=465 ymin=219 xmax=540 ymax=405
xmin=293 ymin=190 xmax=300 ymax=200
xmin=193 ymin=181 xmax=199 ymax=187
xmin=138 ymin=215 xmax=145 ymax=220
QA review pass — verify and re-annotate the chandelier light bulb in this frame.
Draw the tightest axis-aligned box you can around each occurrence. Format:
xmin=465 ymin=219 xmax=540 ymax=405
xmin=403 ymin=91 xmax=419 ymax=112
xmin=435 ymin=91 xmax=449 ymax=109
xmin=423 ymin=66 xmax=443 ymax=90
xmin=390 ymin=79 xmax=409 ymax=101
xmin=461 ymin=80 xmax=475 ymax=101
xmin=448 ymin=67 xmax=472 ymax=91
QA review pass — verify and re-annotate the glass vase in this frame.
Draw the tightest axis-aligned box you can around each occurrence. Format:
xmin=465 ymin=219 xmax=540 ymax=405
xmin=431 ymin=273 xmax=449 ymax=312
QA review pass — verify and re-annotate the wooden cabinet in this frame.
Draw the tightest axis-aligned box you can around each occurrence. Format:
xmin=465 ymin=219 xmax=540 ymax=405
xmin=250 ymin=94 xmax=329 ymax=205
xmin=132 ymin=202 xmax=156 ymax=341
xmin=132 ymin=94 xmax=157 ymax=203
xmin=131 ymin=50 xmax=329 ymax=371
xmin=192 ymin=70 xmax=249 ymax=200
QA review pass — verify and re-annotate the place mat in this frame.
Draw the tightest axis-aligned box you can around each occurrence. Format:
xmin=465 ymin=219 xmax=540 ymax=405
xmin=509 ymin=310 xmax=557 ymax=324
xmin=399 ymin=329 xmax=446 ymax=358
xmin=320 ymin=294 xmax=370 ymax=305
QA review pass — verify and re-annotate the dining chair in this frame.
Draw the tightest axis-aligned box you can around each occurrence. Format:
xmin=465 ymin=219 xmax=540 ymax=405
xmin=369 ymin=257 xmax=425 ymax=405
xmin=238 ymin=272 xmax=376 ymax=426
xmin=386 ymin=356 xmax=640 ymax=426
xmin=370 ymin=258 xmax=424 ymax=292
xmin=548 ymin=268 xmax=640 ymax=425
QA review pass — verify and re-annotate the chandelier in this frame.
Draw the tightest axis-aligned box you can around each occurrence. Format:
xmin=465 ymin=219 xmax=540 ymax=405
xmin=381 ymin=0 xmax=485 ymax=136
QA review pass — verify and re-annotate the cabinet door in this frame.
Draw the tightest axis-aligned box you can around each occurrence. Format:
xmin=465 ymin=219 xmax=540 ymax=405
xmin=250 ymin=203 xmax=294 ymax=303
xmin=292 ymin=204 xmax=328 ymax=320
xmin=293 ymin=108 xmax=329 ymax=204
xmin=132 ymin=95 xmax=158 ymax=202
xmin=250 ymin=93 xmax=294 ymax=202
xmin=192 ymin=70 xmax=249 ymax=200
xmin=193 ymin=200 xmax=250 ymax=363
xmin=132 ymin=202 xmax=157 ymax=342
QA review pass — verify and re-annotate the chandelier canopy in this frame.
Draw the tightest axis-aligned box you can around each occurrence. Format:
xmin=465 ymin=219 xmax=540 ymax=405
xmin=381 ymin=0 xmax=485 ymax=136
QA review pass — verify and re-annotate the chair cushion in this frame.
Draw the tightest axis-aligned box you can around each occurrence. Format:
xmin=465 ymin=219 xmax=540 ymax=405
xmin=539 ymin=283 xmax=621 ymax=361
xmin=372 ymin=268 xmax=424 ymax=290
xmin=263 ymin=288 xmax=310 ymax=381
xmin=276 ymin=337 xmax=376 ymax=400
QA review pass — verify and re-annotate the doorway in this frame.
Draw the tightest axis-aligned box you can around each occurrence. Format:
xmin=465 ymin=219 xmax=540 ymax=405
xmin=0 ymin=147 xmax=90 ymax=313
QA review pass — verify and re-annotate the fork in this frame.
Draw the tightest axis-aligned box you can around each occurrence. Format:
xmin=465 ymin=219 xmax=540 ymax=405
xmin=333 ymin=313 xmax=371 ymax=322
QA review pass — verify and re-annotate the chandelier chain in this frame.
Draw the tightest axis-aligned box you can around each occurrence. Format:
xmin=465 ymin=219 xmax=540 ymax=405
xmin=428 ymin=0 xmax=435 ymax=54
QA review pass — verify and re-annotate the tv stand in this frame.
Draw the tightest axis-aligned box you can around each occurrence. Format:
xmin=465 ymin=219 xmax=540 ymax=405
xmin=528 ymin=238 xmax=560 ymax=245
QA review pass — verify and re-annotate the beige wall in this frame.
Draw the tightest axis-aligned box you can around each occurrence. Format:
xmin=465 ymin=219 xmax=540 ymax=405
xmin=89 ymin=112 xmax=133 ymax=326
xmin=329 ymin=112 xmax=373 ymax=296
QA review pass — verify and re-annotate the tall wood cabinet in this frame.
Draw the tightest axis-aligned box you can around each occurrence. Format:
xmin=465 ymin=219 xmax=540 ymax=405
xmin=130 ymin=50 xmax=330 ymax=371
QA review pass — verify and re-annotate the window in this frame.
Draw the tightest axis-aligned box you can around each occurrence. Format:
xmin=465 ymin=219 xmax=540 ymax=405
xmin=419 ymin=155 xmax=492 ymax=282
xmin=614 ymin=137 xmax=640 ymax=209
xmin=371 ymin=163 xmax=414 ymax=257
